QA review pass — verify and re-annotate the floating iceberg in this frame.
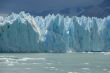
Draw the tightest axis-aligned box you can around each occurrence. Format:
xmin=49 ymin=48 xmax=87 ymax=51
xmin=0 ymin=11 xmax=110 ymax=53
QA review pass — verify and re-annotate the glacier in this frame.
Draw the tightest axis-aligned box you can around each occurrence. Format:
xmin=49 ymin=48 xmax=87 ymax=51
xmin=0 ymin=11 xmax=110 ymax=53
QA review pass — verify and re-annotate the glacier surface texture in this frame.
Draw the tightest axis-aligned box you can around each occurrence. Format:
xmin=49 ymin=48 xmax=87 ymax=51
xmin=0 ymin=12 xmax=110 ymax=53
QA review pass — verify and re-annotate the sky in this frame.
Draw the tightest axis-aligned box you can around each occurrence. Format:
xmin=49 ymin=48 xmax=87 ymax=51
xmin=0 ymin=0 xmax=104 ymax=16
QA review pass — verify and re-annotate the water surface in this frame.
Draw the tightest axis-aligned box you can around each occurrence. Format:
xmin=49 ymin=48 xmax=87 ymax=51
xmin=0 ymin=53 xmax=110 ymax=73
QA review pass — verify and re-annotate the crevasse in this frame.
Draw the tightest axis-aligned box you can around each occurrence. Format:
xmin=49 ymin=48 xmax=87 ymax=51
xmin=0 ymin=11 xmax=110 ymax=53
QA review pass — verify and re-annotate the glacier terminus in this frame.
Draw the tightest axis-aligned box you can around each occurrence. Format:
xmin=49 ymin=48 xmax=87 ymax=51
xmin=0 ymin=12 xmax=110 ymax=53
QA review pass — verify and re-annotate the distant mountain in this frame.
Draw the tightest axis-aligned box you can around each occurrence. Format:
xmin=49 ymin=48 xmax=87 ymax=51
xmin=35 ymin=0 xmax=110 ymax=18
xmin=101 ymin=0 xmax=110 ymax=7
xmin=81 ymin=0 xmax=110 ymax=18
xmin=0 ymin=0 xmax=109 ymax=18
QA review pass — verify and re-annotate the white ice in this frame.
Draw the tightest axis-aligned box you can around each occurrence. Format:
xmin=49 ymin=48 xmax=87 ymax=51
xmin=0 ymin=11 xmax=110 ymax=53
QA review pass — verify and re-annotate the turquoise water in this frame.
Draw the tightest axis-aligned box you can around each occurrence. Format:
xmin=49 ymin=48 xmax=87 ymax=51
xmin=0 ymin=53 xmax=110 ymax=73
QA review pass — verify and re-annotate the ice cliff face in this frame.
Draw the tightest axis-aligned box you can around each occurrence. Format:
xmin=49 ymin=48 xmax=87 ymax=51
xmin=0 ymin=12 xmax=110 ymax=53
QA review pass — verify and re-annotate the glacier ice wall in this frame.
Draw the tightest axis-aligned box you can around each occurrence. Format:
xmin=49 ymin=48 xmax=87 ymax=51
xmin=0 ymin=11 xmax=110 ymax=53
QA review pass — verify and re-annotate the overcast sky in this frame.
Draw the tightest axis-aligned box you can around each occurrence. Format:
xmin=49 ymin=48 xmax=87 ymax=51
xmin=0 ymin=0 xmax=104 ymax=15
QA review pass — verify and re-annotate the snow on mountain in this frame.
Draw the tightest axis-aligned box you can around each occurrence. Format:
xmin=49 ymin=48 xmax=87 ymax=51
xmin=0 ymin=12 xmax=110 ymax=53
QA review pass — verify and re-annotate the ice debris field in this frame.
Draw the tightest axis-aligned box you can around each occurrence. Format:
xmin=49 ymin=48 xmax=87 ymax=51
xmin=0 ymin=11 xmax=110 ymax=53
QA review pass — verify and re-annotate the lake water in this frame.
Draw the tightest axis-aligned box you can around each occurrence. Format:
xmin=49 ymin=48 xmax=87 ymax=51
xmin=0 ymin=53 xmax=110 ymax=73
